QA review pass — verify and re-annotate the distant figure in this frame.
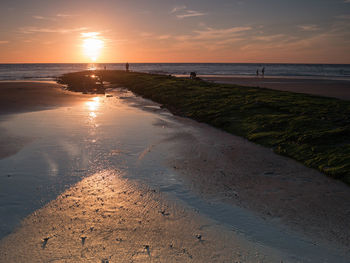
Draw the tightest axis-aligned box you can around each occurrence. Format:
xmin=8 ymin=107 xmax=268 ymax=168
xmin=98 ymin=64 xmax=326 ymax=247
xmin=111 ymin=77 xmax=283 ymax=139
xmin=104 ymin=65 xmax=106 ymax=70
xmin=262 ymin=67 xmax=265 ymax=77
xmin=256 ymin=69 xmax=259 ymax=77
xmin=126 ymin=62 xmax=129 ymax=72
xmin=190 ymin=72 xmax=197 ymax=79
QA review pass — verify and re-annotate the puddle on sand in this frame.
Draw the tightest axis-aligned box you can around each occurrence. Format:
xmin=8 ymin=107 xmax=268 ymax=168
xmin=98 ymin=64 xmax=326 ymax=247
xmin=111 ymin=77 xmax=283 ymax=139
xmin=0 ymin=89 xmax=349 ymax=262
xmin=0 ymin=92 xmax=169 ymax=238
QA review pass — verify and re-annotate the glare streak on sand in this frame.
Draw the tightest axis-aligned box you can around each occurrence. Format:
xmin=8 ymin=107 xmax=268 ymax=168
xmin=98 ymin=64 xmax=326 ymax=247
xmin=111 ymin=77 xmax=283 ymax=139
xmin=0 ymin=171 xmax=280 ymax=262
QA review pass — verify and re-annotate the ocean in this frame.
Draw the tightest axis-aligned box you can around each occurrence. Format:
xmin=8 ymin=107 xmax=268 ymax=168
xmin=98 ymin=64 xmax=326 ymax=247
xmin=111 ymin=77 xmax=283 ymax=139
xmin=0 ymin=63 xmax=349 ymax=81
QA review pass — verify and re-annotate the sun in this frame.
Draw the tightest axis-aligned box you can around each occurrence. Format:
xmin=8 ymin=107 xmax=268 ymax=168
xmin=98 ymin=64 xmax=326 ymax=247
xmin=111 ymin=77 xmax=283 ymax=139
xmin=82 ymin=32 xmax=104 ymax=62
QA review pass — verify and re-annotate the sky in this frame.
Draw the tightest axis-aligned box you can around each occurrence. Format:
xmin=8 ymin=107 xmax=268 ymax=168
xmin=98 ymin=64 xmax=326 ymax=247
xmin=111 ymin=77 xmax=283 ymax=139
xmin=0 ymin=0 xmax=349 ymax=63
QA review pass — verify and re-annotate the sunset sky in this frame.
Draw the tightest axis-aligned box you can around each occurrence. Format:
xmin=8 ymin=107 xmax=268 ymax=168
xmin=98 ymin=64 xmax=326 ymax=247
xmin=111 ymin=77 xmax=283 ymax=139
xmin=0 ymin=0 xmax=349 ymax=63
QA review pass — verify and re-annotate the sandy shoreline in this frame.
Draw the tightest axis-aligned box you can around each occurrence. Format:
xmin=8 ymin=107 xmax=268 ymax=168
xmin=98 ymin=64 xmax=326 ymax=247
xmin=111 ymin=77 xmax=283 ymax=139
xmin=166 ymin=116 xmax=350 ymax=248
xmin=0 ymin=83 xmax=280 ymax=262
xmin=0 ymin=171 xmax=283 ymax=262
xmin=0 ymin=81 xmax=350 ymax=262
xmin=0 ymin=82 xmax=92 ymax=160
xmin=202 ymin=76 xmax=350 ymax=100
xmin=0 ymin=81 xmax=91 ymax=116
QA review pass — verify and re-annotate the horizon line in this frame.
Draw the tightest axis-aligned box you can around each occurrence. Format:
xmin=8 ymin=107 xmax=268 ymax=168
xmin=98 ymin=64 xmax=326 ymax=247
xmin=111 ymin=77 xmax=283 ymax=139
xmin=1 ymin=62 xmax=350 ymax=65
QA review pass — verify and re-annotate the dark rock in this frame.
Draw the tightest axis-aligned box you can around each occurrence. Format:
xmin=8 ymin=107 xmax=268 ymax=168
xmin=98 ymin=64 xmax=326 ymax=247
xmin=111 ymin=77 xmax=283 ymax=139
xmin=195 ymin=234 xmax=202 ymax=240
xmin=42 ymin=237 xmax=49 ymax=249
xmin=81 ymin=236 xmax=87 ymax=245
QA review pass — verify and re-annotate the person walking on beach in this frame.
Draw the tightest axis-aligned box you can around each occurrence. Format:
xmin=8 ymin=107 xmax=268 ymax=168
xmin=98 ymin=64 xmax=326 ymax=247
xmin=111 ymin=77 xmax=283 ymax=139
xmin=262 ymin=67 xmax=265 ymax=77
xmin=126 ymin=62 xmax=129 ymax=72
xmin=256 ymin=69 xmax=259 ymax=77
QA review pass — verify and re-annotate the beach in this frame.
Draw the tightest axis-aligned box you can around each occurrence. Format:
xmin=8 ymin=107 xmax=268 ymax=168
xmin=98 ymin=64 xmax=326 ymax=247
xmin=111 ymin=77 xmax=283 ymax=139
xmin=0 ymin=170 xmax=283 ymax=262
xmin=0 ymin=82 xmax=91 ymax=160
xmin=0 ymin=81 xmax=285 ymax=262
xmin=0 ymin=81 xmax=92 ymax=115
xmin=0 ymin=80 xmax=350 ymax=262
xmin=2 ymin=0 xmax=350 ymax=260
xmin=202 ymin=76 xmax=350 ymax=100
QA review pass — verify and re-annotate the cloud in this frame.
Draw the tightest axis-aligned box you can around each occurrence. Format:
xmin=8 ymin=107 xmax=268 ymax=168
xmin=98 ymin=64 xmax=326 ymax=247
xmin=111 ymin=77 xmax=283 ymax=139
xmin=32 ymin=14 xmax=77 ymax=21
xmin=32 ymin=15 xmax=57 ymax=21
xmin=33 ymin=16 xmax=45 ymax=20
xmin=157 ymin=35 xmax=171 ymax=40
xmin=298 ymin=25 xmax=320 ymax=31
xmin=191 ymin=26 xmax=252 ymax=40
xmin=240 ymin=29 xmax=346 ymax=56
xmin=176 ymin=10 xmax=206 ymax=19
xmin=171 ymin=5 xmax=186 ymax=13
xmin=336 ymin=14 xmax=350 ymax=19
xmin=128 ymin=25 xmax=253 ymax=56
xmin=142 ymin=26 xmax=252 ymax=47
xmin=141 ymin=32 xmax=171 ymax=40
xmin=19 ymin=27 xmax=88 ymax=34
xmin=81 ymin=32 xmax=100 ymax=38
xmin=171 ymin=6 xmax=206 ymax=19
xmin=80 ymin=31 xmax=108 ymax=44
xmin=56 ymin=13 xmax=77 ymax=18
xmin=156 ymin=26 xmax=253 ymax=52
xmin=254 ymin=34 xmax=286 ymax=41
xmin=140 ymin=32 xmax=153 ymax=38
xmin=344 ymin=0 xmax=350 ymax=3
xmin=0 ymin=40 xmax=9 ymax=44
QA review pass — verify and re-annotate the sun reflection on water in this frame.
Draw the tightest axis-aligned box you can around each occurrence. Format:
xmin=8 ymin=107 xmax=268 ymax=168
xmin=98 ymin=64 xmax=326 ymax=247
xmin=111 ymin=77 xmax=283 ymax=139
xmin=88 ymin=64 xmax=97 ymax=71
xmin=86 ymin=97 xmax=101 ymax=112
xmin=89 ymin=112 xmax=97 ymax=119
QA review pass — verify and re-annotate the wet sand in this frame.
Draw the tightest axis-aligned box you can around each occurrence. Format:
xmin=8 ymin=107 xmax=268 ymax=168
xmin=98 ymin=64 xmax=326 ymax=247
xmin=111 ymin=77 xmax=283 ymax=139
xmin=122 ymin=93 xmax=350 ymax=254
xmin=0 ymin=171 xmax=282 ymax=262
xmin=0 ymin=81 xmax=90 ymax=115
xmin=202 ymin=76 xmax=350 ymax=100
xmin=0 ymin=82 xmax=350 ymax=262
xmin=0 ymin=82 xmax=282 ymax=262
xmin=165 ymin=116 xmax=350 ymax=249
xmin=0 ymin=82 xmax=91 ymax=160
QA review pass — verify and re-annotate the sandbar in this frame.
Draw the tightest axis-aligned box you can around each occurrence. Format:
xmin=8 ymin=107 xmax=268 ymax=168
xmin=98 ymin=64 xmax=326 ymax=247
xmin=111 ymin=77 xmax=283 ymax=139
xmin=202 ymin=76 xmax=350 ymax=100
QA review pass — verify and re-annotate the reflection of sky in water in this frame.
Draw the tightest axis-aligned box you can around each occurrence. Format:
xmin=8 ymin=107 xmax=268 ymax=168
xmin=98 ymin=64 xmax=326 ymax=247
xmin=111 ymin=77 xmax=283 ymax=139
xmin=1 ymin=92 xmax=349 ymax=262
xmin=0 ymin=94 xmax=173 ymax=238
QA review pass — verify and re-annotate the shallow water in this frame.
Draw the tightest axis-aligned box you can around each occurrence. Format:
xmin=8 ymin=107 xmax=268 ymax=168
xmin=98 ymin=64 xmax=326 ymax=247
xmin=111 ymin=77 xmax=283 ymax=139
xmin=0 ymin=91 xmax=170 ymax=238
xmin=0 ymin=89 xmax=349 ymax=262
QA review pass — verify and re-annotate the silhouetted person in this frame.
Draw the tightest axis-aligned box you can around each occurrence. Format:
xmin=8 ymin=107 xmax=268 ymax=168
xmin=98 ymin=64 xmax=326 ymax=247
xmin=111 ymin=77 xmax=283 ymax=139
xmin=190 ymin=72 xmax=196 ymax=79
xmin=256 ymin=69 xmax=259 ymax=77
xmin=126 ymin=62 xmax=129 ymax=72
xmin=262 ymin=67 xmax=265 ymax=77
xmin=104 ymin=65 xmax=106 ymax=70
